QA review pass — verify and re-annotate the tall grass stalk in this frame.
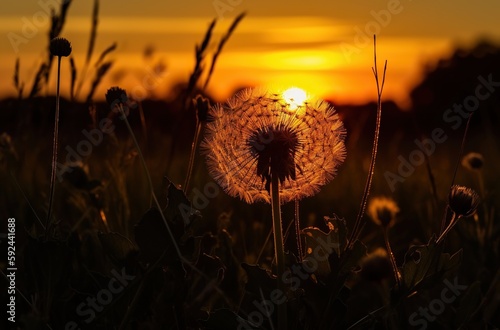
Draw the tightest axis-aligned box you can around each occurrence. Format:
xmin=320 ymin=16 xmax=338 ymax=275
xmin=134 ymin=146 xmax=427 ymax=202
xmin=348 ymin=36 xmax=387 ymax=250
xmin=183 ymin=117 xmax=202 ymax=193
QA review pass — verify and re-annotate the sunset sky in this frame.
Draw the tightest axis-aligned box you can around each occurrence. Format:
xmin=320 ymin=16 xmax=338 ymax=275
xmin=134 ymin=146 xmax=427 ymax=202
xmin=1 ymin=0 xmax=500 ymax=107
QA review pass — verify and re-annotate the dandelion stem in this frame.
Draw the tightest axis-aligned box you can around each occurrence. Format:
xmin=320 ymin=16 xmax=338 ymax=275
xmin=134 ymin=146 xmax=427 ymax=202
xmin=382 ymin=228 xmax=401 ymax=288
xmin=270 ymin=174 xmax=287 ymax=329
xmin=46 ymin=55 xmax=62 ymax=233
xmin=295 ymin=199 xmax=303 ymax=262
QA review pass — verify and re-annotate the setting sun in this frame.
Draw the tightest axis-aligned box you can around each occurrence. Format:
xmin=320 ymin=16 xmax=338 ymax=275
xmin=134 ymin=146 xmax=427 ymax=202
xmin=283 ymin=87 xmax=308 ymax=110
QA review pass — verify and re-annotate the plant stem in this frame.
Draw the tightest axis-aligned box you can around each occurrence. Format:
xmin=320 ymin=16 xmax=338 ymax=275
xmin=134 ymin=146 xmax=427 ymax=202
xmin=184 ymin=119 xmax=202 ymax=193
xmin=270 ymin=174 xmax=287 ymax=329
xmin=295 ymin=199 xmax=303 ymax=262
xmin=348 ymin=35 xmax=387 ymax=250
xmin=437 ymin=212 xmax=459 ymax=244
xmin=117 ymin=104 xmax=184 ymax=261
xmin=383 ymin=228 xmax=401 ymax=288
xmin=46 ymin=56 xmax=62 ymax=233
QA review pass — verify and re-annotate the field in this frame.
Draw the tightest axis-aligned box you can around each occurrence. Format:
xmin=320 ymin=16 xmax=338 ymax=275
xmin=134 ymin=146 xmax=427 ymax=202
xmin=1 ymin=2 xmax=500 ymax=330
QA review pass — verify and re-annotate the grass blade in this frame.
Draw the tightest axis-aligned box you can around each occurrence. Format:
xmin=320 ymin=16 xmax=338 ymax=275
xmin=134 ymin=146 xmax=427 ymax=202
xmin=86 ymin=61 xmax=113 ymax=103
xmin=204 ymin=12 xmax=245 ymax=89
xmin=69 ymin=56 xmax=77 ymax=101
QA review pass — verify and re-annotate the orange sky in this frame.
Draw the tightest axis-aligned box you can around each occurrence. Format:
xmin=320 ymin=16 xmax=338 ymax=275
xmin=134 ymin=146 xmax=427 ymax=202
xmin=1 ymin=0 xmax=500 ymax=108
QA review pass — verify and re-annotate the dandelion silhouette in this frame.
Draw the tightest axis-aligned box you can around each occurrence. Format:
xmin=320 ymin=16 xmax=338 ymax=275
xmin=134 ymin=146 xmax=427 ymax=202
xmin=202 ymin=87 xmax=346 ymax=327
xmin=202 ymin=87 xmax=346 ymax=204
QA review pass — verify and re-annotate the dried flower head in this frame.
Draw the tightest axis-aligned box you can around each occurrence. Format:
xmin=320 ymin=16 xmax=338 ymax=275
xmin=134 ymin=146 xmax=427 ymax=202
xmin=105 ymin=86 xmax=127 ymax=106
xmin=105 ymin=86 xmax=130 ymax=119
xmin=367 ymin=197 xmax=399 ymax=228
xmin=201 ymin=88 xmax=346 ymax=204
xmin=50 ymin=37 xmax=72 ymax=57
xmin=461 ymin=152 xmax=484 ymax=171
xmin=448 ymin=185 xmax=480 ymax=217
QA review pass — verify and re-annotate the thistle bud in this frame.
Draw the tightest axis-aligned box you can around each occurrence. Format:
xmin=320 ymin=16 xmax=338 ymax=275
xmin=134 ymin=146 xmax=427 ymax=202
xmin=50 ymin=37 xmax=72 ymax=57
xmin=448 ymin=185 xmax=480 ymax=217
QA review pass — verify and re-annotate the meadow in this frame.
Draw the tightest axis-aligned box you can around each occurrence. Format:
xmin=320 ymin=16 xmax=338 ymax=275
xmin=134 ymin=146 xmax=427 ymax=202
xmin=0 ymin=2 xmax=499 ymax=330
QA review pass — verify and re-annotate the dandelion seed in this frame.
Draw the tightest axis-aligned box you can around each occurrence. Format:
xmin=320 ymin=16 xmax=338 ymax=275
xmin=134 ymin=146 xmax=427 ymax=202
xmin=367 ymin=197 xmax=399 ymax=228
xmin=461 ymin=152 xmax=484 ymax=171
xmin=201 ymin=87 xmax=346 ymax=204
xmin=448 ymin=185 xmax=480 ymax=217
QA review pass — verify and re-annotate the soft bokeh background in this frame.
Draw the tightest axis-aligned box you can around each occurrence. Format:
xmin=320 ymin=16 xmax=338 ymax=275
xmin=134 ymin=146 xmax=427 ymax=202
xmin=1 ymin=0 xmax=500 ymax=107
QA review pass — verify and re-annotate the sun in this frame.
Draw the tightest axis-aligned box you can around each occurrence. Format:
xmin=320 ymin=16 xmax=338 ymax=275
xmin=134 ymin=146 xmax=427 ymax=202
xmin=282 ymin=87 xmax=308 ymax=110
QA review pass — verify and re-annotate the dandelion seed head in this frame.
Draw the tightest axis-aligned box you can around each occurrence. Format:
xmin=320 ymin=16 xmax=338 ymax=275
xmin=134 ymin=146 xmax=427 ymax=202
xmin=201 ymin=87 xmax=346 ymax=204
xmin=367 ymin=197 xmax=399 ymax=228
xmin=50 ymin=37 xmax=72 ymax=57
xmin=448 ymin=185 xmax=480 ymax=217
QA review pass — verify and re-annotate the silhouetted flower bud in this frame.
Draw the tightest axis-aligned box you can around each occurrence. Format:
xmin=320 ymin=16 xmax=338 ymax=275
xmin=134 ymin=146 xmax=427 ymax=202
xmin=50 ymin=37 xmax=72 ymax=57
xmin=448 ymin=185 xmax=480 ymax=217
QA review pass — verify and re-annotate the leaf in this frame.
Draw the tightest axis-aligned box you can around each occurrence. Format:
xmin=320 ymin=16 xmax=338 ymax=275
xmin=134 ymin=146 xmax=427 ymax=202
xmin=339 ymin=239 xmax=367 ymax=277
xmin=164 ymin=178 xmax=202 ymax=232
xmin=301 ymin=215 xmax=348 ymax=278
xmin=401 ymin=236 xmax=462 ymax=294
xmin=241 ymin=263 xmax=277 ymax=299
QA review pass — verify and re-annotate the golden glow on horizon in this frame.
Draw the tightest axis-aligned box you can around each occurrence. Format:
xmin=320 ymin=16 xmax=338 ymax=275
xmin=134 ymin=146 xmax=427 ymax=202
xmin=283 ymin=87 xmax=308 ymax=110
xmin=0 ymin=9 xmax=481 ymax=108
